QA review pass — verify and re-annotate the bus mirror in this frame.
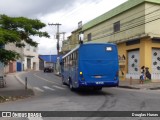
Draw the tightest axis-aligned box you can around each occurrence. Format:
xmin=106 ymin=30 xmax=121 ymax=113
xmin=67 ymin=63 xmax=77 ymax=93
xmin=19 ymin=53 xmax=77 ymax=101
xmin=60 ymin=61 xmax=64 ymax=65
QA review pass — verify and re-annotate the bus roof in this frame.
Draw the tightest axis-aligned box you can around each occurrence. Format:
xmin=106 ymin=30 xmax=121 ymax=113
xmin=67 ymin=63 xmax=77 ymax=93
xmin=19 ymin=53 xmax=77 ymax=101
xmin=62 ymin=43 xmax=116 ymax=59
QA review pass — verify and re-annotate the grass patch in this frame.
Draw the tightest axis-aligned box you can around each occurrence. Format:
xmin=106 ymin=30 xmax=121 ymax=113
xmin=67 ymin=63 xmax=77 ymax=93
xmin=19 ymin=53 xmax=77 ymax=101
xmin=0 ymin=96 xmax=29 ymax=103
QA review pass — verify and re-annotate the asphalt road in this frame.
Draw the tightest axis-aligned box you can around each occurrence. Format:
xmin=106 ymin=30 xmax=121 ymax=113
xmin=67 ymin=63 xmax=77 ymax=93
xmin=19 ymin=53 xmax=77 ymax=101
xmin=0 ymin=71 xmax=160 ymax=120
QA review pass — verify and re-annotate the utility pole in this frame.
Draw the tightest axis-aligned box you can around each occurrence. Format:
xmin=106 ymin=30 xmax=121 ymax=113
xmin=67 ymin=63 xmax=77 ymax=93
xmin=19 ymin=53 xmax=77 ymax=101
xmin=60 ymin=32 xmax=66 ymax=41
xmin=48 ymin=23 xmax=61 ymax=55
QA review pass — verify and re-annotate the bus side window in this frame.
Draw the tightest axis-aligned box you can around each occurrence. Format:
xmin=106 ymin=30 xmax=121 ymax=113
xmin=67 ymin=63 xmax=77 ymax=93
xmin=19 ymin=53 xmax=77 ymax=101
xmin=66 ymin=56 xmax=69 ymax=68
xmin=70 ymin=54 xmax=73 ymax=67
xmin=64 ymin=58 xmax=66 ymax=68
xmin=68 ymin=56 xmax=70 ymax=67
xmin=75 ymin=51 xmax=78 ymax=65
xmin=69 ymin=55 xmax=71 ymax=66
xmin=72 ymin=52 xmax=75 ymax=66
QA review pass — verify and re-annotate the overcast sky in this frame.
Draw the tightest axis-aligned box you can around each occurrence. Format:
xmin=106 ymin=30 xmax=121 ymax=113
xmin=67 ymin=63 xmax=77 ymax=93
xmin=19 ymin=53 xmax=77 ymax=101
xmin=0 ymin=0 xmax=127 ymax=55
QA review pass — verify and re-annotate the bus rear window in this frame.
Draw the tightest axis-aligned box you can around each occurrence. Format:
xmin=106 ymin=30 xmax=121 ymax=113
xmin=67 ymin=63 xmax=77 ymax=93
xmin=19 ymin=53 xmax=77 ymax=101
xmin=106 ymin=47 xmax=112 ymax=51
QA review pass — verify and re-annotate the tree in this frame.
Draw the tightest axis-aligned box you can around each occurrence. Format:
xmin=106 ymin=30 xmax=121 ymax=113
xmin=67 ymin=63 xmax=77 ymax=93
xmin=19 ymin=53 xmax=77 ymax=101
xmin=0 ymin=14 xmax=50 ymax=64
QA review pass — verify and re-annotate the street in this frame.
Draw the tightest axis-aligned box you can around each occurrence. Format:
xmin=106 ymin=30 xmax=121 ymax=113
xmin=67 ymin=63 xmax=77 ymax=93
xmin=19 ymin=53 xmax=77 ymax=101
xmin=0 ymin=71 xmax=160 ymax=120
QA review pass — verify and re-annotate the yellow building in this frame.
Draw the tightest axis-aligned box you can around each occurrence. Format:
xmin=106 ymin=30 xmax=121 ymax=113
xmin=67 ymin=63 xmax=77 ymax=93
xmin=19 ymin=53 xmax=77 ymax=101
xmin=61 ymin=38 xmax=70 ymax=54
xmin=62 ymin=27 xmax=82 ymax=54
xmin=81 ymin=0 xmax=160 ymax=81
xmin=62 ymin=0 xmax=160 ymax=81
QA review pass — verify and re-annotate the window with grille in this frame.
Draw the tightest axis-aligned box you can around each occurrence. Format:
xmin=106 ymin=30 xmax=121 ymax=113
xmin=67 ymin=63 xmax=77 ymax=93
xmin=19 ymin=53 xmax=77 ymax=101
xmin=87 ymin=33 xmax=92 ymax=41
xmin=114 ymin=21 xmax=120 ymax=32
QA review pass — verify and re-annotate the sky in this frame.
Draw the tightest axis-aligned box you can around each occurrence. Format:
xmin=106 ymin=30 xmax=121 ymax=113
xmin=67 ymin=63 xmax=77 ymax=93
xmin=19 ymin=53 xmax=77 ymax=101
xmin=0 ymin=0 xmax=127 ymax=55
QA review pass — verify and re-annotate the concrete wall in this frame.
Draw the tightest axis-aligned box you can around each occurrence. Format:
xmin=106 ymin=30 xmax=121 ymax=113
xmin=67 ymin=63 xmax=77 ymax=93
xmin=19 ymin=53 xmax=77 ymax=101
xmin=145 ymin=3 xmax=160 ymax=37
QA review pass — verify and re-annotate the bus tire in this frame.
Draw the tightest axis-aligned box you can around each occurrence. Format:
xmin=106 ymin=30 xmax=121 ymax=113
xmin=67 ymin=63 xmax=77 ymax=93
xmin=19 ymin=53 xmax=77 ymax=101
xmin=69 ymin=80 xmax=74 ymax=91
xmin=62 ymin=76 xmax=66 ymax=85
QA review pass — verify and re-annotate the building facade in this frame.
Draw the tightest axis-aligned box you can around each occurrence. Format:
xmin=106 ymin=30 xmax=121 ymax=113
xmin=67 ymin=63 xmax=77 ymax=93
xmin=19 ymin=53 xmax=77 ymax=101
xmin=4 ymin=43 xmax=23 ymax=73
xmin=82 ymin=0 xmax=160 ymax=81
xmin=62 ymin=0 xmax=160 ymax=81
xmin=23 ymin=43 xmax=39 ymax=71
xmin=62 ymin=27 xmax=82 ymax=54
xmin=4 ymin=42 xmax=39 ymax=73
xmin=61 ymin=36 xmax=71 ymax=54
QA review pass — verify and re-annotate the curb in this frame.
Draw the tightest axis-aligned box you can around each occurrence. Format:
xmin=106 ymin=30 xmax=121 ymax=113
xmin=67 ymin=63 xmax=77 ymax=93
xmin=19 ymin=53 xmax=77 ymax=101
xmin=15 ymin=75 xmax=33 ymax=89
xmin=119 ymin=85 xmax=160 ymax=90
xmin=15 ymin=75 xmax=35 ymax=96
xmin=118 ymin=86 xmax=140 ymax=90
xmin=149 ymin=87 xmax=160 ymax=90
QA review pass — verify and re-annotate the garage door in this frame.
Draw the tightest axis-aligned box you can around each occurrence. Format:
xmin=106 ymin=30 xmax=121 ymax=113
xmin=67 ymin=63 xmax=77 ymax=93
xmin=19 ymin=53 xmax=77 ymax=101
xmin=152 ymin=48 xmax=160 ymax=80
xmin=127 ymin=50 xmax=140 ymax=79
xmin=152 ymin=48 xmax=160 ymax=73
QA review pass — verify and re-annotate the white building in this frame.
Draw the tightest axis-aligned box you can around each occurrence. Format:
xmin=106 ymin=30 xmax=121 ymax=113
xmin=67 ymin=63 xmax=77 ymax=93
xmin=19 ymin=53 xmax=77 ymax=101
xmin=23 ymin=42 xmax=39 ymax=71
xmin=4 ymin=42 xmax=39 ymax=73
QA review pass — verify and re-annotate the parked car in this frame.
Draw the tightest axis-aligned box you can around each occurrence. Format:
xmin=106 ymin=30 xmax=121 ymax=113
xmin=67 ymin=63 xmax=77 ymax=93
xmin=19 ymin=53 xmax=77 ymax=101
xmin=0 ymin=76 xmax=6 ymax=88
xmin=44 ymin=66 xmax=54 ymax=73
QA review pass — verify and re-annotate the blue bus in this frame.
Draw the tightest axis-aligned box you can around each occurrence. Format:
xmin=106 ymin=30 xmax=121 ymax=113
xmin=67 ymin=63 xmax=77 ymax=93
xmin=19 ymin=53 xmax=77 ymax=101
xmin=61 ymin=43 xmax=119 ymax=91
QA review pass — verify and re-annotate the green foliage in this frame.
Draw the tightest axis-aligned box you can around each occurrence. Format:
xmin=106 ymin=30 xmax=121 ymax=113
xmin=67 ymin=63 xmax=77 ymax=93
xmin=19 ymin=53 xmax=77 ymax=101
xmin=0 ymin=49 xmax=20 ymax=65
xmin=0 ymin=14 xmax=50 ymax=64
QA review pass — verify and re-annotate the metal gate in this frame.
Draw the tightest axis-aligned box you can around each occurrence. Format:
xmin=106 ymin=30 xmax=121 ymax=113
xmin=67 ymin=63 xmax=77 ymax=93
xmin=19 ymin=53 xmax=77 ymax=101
xmin=152 ymin=48 xmax=160 ymax=80
xmin=127 ymin=50 xmax=140 ymax=79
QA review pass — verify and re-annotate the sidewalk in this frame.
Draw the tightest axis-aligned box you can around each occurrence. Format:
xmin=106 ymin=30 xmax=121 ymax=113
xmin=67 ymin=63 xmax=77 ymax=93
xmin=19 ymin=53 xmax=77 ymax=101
xmin=119 ymin=78 xmax=160 ymax=90
xmin=0 ymin=73 xmax=34 ymax=96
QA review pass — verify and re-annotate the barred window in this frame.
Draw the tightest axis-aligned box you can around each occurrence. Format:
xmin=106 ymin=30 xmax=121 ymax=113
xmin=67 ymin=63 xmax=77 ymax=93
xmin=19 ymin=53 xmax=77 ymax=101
xmin=114 ymin=21 xmax=120 ymax=32
xmin=87 ymin=33 xmax=92 ymax=41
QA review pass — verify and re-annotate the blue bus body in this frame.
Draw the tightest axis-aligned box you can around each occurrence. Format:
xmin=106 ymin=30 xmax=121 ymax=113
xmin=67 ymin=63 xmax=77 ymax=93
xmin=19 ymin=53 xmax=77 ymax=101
xmin=61 ymin=43 xmax=119 ymax=90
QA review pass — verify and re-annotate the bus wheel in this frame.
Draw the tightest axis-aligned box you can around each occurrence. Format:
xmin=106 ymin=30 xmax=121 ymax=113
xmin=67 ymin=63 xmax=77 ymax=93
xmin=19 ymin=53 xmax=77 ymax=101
xmin=69 ymin=80 xmax=74 ymax=91
xmin=62 ymin=76 xmax=66 ymax=85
